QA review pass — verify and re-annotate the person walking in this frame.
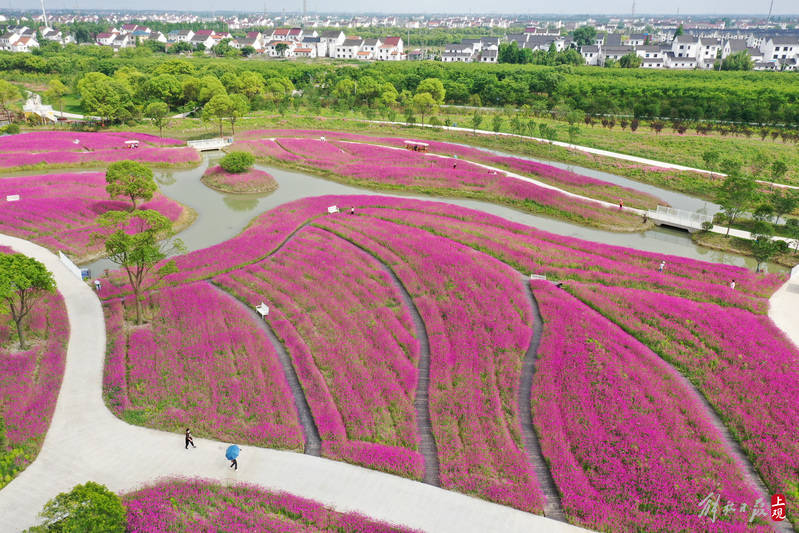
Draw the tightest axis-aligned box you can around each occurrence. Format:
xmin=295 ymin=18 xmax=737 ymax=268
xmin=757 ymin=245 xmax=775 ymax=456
xmin=94 ymin=279 xmax=101 ymax=292
xmin=658 ymin=260 xmax=665 ymax=273
xmin=185 ymin=428 xmax=196 ymax=449
xmin=618 ymin=199 xmax=624 ymax=210
xmin=226 ymin=444 xmax=240 ymax=471
xmin=230 ymin=457 xmax=238 ymax=470
xmin=730 ymin=279 xmax=736 ymax=290
xmin=350 ymin=206 xmax=355 ymax=215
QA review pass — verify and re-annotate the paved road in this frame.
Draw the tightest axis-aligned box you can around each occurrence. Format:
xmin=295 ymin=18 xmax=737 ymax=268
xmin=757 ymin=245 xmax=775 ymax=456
xmin=0 ymin=233 xmax=588 ymax=533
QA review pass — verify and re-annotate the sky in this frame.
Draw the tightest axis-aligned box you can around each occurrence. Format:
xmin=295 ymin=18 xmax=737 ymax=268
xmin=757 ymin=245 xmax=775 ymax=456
xmin=14 ymin=0 xmax=796 ymax=16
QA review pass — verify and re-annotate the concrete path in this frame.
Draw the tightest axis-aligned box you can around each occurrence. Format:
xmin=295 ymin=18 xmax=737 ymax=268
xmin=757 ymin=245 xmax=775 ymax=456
xmin=769 ymin=269 xmax=799 ymax=348
xmin=0 ymin=233 xmax=588 ymax=533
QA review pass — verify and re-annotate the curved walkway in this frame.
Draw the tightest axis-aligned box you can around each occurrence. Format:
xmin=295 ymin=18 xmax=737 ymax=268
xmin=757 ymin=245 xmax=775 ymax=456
xmin=0 ymin=233 xmax=589 ymax=533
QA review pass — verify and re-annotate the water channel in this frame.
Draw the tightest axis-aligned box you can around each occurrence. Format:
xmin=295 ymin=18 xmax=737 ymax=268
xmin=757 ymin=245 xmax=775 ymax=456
xmin=82 ymin=151 xmax=785 ymax=275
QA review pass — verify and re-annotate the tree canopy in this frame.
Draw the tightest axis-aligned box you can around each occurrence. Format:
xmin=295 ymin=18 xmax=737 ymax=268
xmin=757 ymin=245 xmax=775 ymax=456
xmin=29 ymin=481 xmax=125 ymax=532
xmin=105 ymin=160 xmax=157 ymax=210
xmin=0 ymin=253 xmax=56 ymax=349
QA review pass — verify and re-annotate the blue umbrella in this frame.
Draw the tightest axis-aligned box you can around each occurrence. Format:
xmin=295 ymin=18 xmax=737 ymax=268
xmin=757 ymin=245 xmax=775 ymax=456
xmin=225 ymin=445 xmax=240 ymax=460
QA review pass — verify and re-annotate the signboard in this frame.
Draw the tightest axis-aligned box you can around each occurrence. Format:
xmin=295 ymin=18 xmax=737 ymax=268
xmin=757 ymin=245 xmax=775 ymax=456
xmin=6 ymin=194 xmax=19 ymax=202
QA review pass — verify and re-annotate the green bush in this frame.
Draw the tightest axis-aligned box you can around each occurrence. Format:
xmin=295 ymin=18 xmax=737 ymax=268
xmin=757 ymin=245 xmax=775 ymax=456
xmin=4 ymin=123 xmax=20 ymax=134
xmin=219 ymin=151 xmax=254 ymax=173
xmin=27 ymin=481 xmax=125 ymax=532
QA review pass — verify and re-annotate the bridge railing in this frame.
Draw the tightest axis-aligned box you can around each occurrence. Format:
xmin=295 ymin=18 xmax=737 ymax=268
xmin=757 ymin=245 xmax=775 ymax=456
xmin=648 ymin=205 xmax=714 ymax=227
xmin=186 ymin=137 xmax=234 ymax=150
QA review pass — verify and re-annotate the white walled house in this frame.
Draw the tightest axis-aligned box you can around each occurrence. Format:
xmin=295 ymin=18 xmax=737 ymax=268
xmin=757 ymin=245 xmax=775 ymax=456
xmin=480 ymin=46 xmax=498 ymax=62
xmin=672 ymin=34 xmax=700 ymax=58
xmin=95 ymin=31 xmax=118 ymax=46
xmin=0 ymin=32 xmax=20 ymax=50
xmin=319 ymin=30 xmax=345 ymax=56
xmin=334 ymin=38 xmax=363 ymax=59
xmin=698 ymin=38 xmax=722 ymax=67
xmin=665 ymin=52 xmax=697 ymax=69
xmin=762 ymin=37 xmax=799 ymax=62
xmin=10 ymin=35 xmax=38 ymax=52
xmin=580 ymin=45 xmax=601 ymax=65
xmin=376 ymin=36 xmax=403 ymax=60
xmin=302 ymin=36 xmax=327 ymax=57
xmin=360 ymin=38 xmax=381 ymax=59
xmin=168 ymin=29 xmax=194 ymax=43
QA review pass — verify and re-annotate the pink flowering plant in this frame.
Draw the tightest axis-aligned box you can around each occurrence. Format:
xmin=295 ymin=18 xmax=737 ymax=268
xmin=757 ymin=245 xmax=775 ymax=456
xmin=530 ymin=280 xmax=768 ymax=532
xmin=0 ymin=265 xmax=68 ymax=488
xmin=201 ymin=165 xmax=278 ymax=194
xmin=103 ymin=282 xmax=304 ymax=449
xmin=123 ymin=477 xmax=419 ymax=532
xmin=0 ymin=172 xmax=185 ymax=262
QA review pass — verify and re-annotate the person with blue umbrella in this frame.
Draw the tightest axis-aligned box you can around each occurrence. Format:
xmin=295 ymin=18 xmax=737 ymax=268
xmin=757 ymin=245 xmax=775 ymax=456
xmin=226 ymin=444 xmax=240 ymax=470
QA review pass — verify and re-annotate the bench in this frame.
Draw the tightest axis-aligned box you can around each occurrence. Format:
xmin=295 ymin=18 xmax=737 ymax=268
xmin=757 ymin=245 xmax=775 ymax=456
xmin=255 ymin=302 xmax=270 ymax=318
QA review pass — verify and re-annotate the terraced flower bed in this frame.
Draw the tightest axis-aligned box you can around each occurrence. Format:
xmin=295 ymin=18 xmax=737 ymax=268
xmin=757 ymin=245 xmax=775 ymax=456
xmin=100 ymin=195 xmax=794 ymax=527
xmin=530 ymin=280 xmax=767 ymax=532
xmin=0 ymin=172 xmax=186 ymax=262
xmin=236 ymin=128 xmax=663 ymax=209
xmin=123 ymin=478 xmax=417 ymax=532
xmin=313 ymin=215 xmax=545 ymax=512
xmin=0 ymin=131 xmax=199 ymax=170
xmin=0 ymin=257 xmax=68 ymax=488
xmin=566 ymin=283 xmax=799 ymax=527
xmin=201 ymin=165 xmax=278 ymax=194
xmin=233 ymin=136 xmax=647 ymax=231
xmin=103 ymin=282 xmax=304 ymax=449
xmin=216 ymin=227 xmax=424 ymax=478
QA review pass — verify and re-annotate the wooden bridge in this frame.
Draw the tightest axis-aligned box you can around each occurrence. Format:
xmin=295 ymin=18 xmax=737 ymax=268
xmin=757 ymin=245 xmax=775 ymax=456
xmin=646 ymin=205 xmax=715 ymax=233
xmin=186 ymin=137 xmax=234 ymax=151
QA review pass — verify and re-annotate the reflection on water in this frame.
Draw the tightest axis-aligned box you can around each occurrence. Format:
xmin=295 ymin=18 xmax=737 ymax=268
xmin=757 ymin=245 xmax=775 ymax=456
xmin=81 ymin=153 xmax=785 ymax=275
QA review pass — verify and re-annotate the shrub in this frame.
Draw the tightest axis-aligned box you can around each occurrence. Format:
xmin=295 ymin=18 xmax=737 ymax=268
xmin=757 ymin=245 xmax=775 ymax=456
xmin=218 ymin=151 xmax=254 ymax=173
xmin=701 ymin=221 xmax=714 ymax=232
xmin=4 ymin=123 xmax=19 ymax=134
xmin=29 ymin=481 xmax=125 ymax=532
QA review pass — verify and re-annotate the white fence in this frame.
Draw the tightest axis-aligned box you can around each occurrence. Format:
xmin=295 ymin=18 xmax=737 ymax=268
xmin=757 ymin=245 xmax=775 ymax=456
xmin=58 ymin=251 xmax=83 ymax=281
xmin=186 ymin=137 xmax=234 ymax=151
xmin=647 ymin=205 xmax=714 ymax=229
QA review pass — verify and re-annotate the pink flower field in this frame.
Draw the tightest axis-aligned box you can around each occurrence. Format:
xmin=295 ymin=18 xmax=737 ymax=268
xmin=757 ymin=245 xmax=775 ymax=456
xmin=530 ymin=280 xmax=768 ymax=532
xmin=566 ymin=282 xmax=799 ymax=526
xmin=233 ymin=136 xmax=647 ymax=230
xmin=99 ymin=194 xmax=796 ymax=528
xmin=0 ymin=172 xmax=185 ymax=261
xmin=0 ymin=131 xmax=198 ymax=169
xmin=123 ymin=478 xmax=417 ymax=532
xmin=103 ymin=282 xmax=304 ymax=449
xmin=216 ymin=227 xmax=424 ymax=478
xmin=235 ymin=128 xmax=663 ymax=208
xmin=201 ymin=165 xmax=278 ymax=194
xmin=0 ymin=260 xmax=68 ymax=488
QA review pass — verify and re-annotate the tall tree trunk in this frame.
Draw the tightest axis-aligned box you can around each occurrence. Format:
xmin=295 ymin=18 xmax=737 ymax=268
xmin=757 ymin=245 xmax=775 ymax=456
xmin=14 ymin=318 xmax=26 ymax=350
xmin=135 ymin=294 xmax=143 ymax=326
xmin=219 ymin=121 xmax=223 ymax=137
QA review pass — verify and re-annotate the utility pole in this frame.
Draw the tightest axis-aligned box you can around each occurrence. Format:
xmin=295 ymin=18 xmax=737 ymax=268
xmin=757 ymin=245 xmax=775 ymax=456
xmin=767 ymin=0 xmax=775 ymax=23
xmin=39 ymin=0 xmax=49 ymax=29
xmin=631 ymin=0 xmax=635 ymax=20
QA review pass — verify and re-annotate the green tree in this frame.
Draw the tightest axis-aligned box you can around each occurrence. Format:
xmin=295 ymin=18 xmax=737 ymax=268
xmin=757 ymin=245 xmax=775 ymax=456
xmin=203 ymin=93 xmax=233 ymax=136
xmin=275 ymin=43 xmax=289 ymax=57
xmin=412 ymin=92 xmax=437 ymax=125
xmin=28 ymin=481 xmax=125 ymax=532
xmin=219 ymin=151 xmax=255 ymax=173
xmin=716 ymin=174 xmax=757 ymax=236
xmin=785 ymin=218 xmax=799 ymax=254
xmin=0 ymin=80 xmax=20 ymax=123
xmin=771 ymin=160 xmax=789 ymax=182
xmin=77 ymin=72 xmax=131 ymax=122
xmin=238 ymin=71 xmax=265 ymax=100
xmin=750 ymin=221 xmax=777 ymax=272
xmin=719 ymin=50 xmax=753 ymax=71
xmin=674 ymin=24 xmax=684 ymax=37
xmin=720 ymin=158 xmax=742 ymax=178
xmin=95 ymin=210 xmax=184 ymax=325
xmin=44 ymin=79 xmax=68 ymax=116
xmin=144 ymin=101 xmax=169 ymax=139
xmin=568 ymin=124 xmax=580 ymax=144
xmin=141 ymin=74 xmax=182 ymax=107
xmin=619 ymin=53 xmax=642 ymax=68
xmin=702 ymin=149 xmax=720 ymax=171
xmin=471 ymin=110 xmax=483 ymax=134
xmin=572 ymin=26 xmax=597 ymax=47
xmin=416 ymin=78 xmax=445 ymax=104
xmin=105 ymin=160 xmax=157 ymax=210
xmin=0 ymin=253 xmax=55 ymax=350
xmin=491 ymin=113 xmax=504 ymax=133
xmin=227 ymin=93 xmax=249 ymax=135
xmin=771 ymin=188 xmax=799 ymax=225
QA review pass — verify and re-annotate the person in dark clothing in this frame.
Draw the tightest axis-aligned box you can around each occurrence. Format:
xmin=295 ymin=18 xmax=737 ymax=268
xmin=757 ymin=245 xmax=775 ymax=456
xmin=185 ymin=428 xmax=196 ymax=449
xmin=230 ymin=458 xmax=238 ymax=470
